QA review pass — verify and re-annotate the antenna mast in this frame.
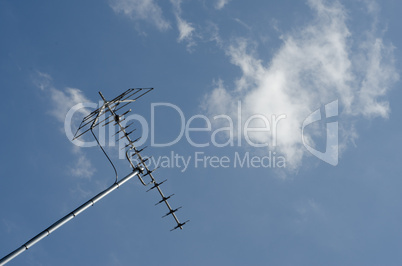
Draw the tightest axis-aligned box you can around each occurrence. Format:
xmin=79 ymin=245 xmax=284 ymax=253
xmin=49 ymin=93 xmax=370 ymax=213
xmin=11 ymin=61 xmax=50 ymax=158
xmin=0 ymin=88 xmax=188 ymax=265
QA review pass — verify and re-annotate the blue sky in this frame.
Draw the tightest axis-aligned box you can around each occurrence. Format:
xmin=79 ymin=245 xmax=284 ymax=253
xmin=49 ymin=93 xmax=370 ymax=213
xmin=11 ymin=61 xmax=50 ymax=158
xmin=1 ymin=0 xmax=402 ymax=265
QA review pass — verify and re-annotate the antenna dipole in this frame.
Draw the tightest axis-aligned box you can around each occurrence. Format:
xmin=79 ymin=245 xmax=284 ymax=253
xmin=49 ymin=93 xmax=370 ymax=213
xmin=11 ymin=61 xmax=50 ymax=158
xmin=0 ymin=88 xmax=188 ymax=265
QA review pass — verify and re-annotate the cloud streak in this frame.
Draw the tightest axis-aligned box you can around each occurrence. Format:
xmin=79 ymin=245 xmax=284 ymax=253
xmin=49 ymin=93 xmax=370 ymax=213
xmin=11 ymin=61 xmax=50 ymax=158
xmin=204 ymin=0 xmax=398 ymax=168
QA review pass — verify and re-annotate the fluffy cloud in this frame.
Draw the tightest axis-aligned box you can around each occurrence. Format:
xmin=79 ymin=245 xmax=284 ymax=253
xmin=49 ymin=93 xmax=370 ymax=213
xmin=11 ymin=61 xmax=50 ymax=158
xmin=204 ymin=0 xmax=398 ymax=168
xmin=109 ymin=0 xmax=170 ymax=31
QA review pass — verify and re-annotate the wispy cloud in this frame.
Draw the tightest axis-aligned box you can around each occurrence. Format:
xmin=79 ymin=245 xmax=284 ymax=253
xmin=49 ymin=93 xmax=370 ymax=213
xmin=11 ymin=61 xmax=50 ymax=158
xmin=34 ymin=71 xmax=52 ymax=91
xmin=204 ymin=22 xmax=223 ymax=47
xmin=215 ymin=0 xmax=231 ymax=10
xmin=49 ymin=87 xmax=90 ymax=124
xmin=295 ymin=199 xmax=325 ymax=224
xmin=170 ymin=0 xmax=196 ymax=50
xmin=2 ymin=218 xmax=18 ymax=234
xmin=176 ymin=16 xmax=195 ymax=42
xmin=204 ymin=0 xmax=398 ymax=168
xmin=109 ymin=0 xmax=170 ymax=31
xmin=33 ymin=71 xmax=96 ymax=178
xmin=234 ymin=18 xmax=251 ymax=31
xmin=70 ymin=147 xmax=96 ymax=178
xmin=109 ymin=0 xmax=198 ymax=50
xmin=34 ymin=71 xmax=90 ymax=124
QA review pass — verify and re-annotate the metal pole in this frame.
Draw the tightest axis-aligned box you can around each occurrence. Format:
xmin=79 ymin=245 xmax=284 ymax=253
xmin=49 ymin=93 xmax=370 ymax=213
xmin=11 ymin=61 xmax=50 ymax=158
xmin=0 ymin=169 xmax=141 ymax=265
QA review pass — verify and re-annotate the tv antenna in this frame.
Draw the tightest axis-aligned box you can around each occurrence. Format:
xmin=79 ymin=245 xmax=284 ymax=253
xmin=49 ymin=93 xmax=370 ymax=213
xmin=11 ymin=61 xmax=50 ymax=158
xmin=0 ymin=88 xmax=188 ymax=265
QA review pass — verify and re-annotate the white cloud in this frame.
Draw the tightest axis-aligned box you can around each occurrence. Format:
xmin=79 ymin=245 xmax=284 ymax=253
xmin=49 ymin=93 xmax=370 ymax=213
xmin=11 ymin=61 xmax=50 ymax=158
xmin=204 ymin=0 xmax=398 ymax=169
xmin=34 ymin=71 xmax=90 ymax=124
xmin=34 ymin=71 xmax=52 ymax=91
xmin=206 ymin=22 xmax=222 ymax=45
xmin=109 ymin=0 xmax=197 ymax=50
xmin=234 ymin=18 xmax=251 ymax=31
xmin=70 ymin=149 xmax=96 ymax=178
xmin=215 ymin=0 xmax=231 ymax=10
xmin=109 ymin=0 xmax=170 ymax=31
xmin=49 ymin=87 xmax=90 ymax=123
xmin=176 ymin=16 xmax=195 ymax=42
xmin=170 ymin=0 xmax=196 ymax=50
xmin=34 ymin=71 xmax=96 ymax=178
